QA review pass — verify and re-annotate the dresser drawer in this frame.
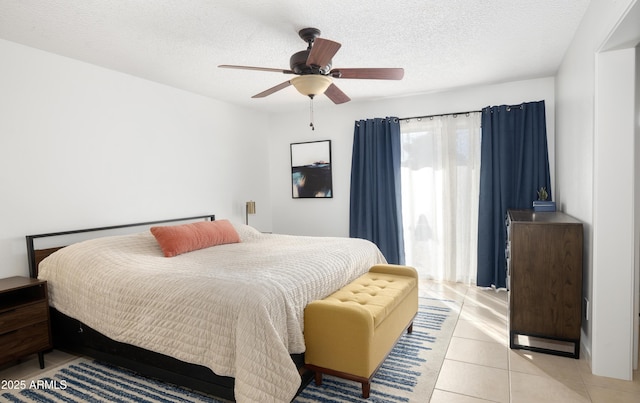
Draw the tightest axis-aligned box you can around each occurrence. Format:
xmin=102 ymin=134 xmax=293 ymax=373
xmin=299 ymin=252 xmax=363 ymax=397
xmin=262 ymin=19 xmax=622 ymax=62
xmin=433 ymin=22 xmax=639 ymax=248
xmin=0 ymin=301 xmax=48 ymax=334
xmin=0 ymin=322 xmax=50 ymax=364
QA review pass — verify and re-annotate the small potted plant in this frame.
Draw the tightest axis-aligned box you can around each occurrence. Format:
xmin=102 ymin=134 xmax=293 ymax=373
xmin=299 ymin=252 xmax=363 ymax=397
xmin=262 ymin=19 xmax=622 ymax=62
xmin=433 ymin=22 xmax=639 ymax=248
xmin=533 ymin=186 xmax=556 ymax=211
xmin=537 ymin=187 xmax=548 ymax=201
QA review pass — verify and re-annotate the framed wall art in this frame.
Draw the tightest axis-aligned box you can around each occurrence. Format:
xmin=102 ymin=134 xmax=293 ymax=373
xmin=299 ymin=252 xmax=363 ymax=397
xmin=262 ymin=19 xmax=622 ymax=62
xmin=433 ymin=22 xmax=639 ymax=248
xmin=290 ymin=140 xmax=333 ymax=198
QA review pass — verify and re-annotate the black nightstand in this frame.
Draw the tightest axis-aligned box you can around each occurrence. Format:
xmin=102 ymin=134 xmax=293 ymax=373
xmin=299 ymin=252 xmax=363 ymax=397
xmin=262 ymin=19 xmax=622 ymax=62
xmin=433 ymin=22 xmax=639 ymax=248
xmin=0 ymin=276 xmax=52 ymax=369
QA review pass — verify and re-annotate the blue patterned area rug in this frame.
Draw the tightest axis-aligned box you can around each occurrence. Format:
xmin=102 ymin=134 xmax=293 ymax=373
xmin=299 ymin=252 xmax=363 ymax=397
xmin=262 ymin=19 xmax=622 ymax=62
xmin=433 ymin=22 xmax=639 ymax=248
xmin=1 ymin=297 xmax=459 ymax=403
xmin=0 ymin=359 xmax=219 ymax=403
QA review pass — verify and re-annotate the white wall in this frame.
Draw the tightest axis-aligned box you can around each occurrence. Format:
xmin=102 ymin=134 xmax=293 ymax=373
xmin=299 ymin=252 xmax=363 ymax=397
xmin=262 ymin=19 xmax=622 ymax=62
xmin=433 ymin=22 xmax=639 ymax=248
xmin=635 ymin=43 xmax=640 ymax=372
xmin=0 ymin=39 xmax=271 ymax=279
xmin=556 ymin=0 xmax=639 ymax=380
xmin=593 ymin=47 xmax=636 ymax=380
xmin=268 ymin=77 xmax=556 ymax=237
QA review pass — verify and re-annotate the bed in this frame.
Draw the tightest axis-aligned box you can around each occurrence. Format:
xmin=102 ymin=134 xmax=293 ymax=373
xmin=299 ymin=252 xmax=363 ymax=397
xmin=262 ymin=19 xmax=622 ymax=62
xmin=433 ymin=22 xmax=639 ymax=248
xmin=26 ymin=215 xmax=386 ymax=402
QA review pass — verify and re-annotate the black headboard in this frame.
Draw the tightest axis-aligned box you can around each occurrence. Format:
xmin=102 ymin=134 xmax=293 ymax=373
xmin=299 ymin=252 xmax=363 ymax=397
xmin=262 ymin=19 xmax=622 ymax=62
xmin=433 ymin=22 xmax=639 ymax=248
xmin=25 ymin=214 xmax=216 ymax=278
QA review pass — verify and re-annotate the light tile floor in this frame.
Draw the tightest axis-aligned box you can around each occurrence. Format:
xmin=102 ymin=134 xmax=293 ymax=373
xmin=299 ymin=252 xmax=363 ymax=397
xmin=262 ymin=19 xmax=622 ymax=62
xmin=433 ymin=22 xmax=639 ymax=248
xmin=1 ymin=280 xmax=639 ymax=402
xmin=422 ymin=279 xmax=640 ymax=403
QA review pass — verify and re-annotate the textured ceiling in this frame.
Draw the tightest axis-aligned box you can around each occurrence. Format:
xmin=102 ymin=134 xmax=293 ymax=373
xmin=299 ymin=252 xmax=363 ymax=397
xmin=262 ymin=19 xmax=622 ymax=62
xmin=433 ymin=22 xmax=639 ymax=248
xmin=0 ymin=0 xmax=591 ymax=112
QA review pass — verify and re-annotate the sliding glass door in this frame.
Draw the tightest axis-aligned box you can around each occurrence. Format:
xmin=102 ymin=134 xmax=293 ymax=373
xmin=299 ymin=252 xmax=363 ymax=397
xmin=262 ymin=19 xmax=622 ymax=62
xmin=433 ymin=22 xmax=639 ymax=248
xmin=400 ymin=113 xmax=481 ymax=283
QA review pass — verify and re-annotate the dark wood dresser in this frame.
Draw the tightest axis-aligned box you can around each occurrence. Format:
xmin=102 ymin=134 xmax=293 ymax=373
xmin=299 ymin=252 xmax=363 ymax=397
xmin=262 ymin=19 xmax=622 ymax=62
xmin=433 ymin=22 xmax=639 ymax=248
xmin=0 ymin=276 xmax=52 ymax=369
xmin=506 ymin=210 xmax=583 ymax=358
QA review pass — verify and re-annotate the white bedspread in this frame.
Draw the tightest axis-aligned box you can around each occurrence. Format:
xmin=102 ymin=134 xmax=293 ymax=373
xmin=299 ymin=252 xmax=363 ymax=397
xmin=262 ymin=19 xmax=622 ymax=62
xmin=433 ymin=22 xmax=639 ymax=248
xmin=38 ymin=224 xmax=386 ymax=402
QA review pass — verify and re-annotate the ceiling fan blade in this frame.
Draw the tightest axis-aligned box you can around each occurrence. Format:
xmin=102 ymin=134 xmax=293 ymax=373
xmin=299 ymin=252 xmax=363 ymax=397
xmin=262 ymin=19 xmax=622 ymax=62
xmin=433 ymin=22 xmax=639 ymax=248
xmin=218 ymin=65 xmax=294 ymax=74
xmin=330 ymin=68 xmax=404 ymax=80
xmin=251 ymin=80 xmax=292 ymax=98
xmin=306 ymin=38 xmax=341 ymax=68
xmin=324 ymin=83 xmax=351 ymax=104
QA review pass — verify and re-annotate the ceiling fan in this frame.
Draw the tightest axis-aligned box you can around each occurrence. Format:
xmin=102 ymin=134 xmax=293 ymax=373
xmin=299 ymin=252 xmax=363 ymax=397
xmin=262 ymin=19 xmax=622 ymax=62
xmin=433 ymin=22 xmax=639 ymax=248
xmin=218 ymin=28 xmax=404 ymax=105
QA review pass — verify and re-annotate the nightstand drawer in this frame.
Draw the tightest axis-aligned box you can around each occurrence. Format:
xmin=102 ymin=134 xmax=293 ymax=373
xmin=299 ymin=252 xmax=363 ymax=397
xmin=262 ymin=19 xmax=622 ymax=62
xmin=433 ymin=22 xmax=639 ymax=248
xmin=0 ymin=301 xmax=48 ymax=334
xmin=0 ymin=322 xmax=50 ymax=364
xmin=0 ymin=277 xmax=51 ymax=369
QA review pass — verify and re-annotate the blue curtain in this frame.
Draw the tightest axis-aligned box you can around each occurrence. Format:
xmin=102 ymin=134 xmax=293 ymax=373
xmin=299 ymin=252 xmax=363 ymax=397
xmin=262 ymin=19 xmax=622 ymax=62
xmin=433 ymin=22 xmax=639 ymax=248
xmin=477 ymin=101 xmax=551 ymax=288
xmin=349 ymin=117 xmax=405 ymax=265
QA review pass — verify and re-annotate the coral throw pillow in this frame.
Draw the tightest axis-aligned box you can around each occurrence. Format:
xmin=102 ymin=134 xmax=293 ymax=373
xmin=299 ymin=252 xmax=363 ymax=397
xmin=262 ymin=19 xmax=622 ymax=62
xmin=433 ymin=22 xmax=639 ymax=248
xmin=150 ymin=219 xmax=240 ymax=257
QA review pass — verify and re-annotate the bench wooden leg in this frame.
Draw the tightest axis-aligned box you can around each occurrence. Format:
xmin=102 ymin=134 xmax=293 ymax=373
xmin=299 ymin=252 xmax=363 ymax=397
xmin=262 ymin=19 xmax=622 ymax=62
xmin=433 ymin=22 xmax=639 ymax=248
xmin=362 ymin=381 xmax=371 ymax=398
xmin=407 ymin=321 xmax=414 ymax=334
xmin=314 ymin=371 xmax=323 ymax=386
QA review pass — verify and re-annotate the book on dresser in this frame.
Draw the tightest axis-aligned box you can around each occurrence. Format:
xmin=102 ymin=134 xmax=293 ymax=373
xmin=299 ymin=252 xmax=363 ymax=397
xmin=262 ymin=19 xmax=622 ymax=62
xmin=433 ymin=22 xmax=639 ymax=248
xmin=506 ymin=209 xmax=583 ymax=358
xmin=0 ymin=276 xmax=52 ymax=369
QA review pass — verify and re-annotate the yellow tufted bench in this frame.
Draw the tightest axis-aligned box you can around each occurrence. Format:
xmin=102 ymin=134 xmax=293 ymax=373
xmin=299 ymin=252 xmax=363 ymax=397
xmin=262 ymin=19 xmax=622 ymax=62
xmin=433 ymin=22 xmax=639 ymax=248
xmin=303 ymin=264 xmax=419 ymax=398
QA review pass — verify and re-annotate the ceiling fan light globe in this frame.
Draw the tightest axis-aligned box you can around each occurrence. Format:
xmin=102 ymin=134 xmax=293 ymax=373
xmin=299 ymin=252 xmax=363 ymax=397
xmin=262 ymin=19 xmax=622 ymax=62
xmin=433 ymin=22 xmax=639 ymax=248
xmin=290 ymin=75 xmax=332 ymax=97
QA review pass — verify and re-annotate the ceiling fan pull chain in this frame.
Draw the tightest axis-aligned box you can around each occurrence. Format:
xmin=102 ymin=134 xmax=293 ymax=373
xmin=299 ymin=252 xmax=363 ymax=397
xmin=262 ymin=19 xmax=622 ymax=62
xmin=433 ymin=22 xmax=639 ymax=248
xmin=309 ymin=95 xmax=315 ymax=130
